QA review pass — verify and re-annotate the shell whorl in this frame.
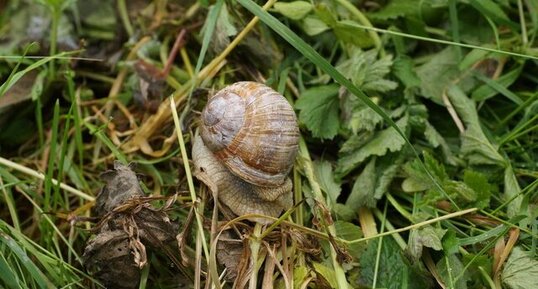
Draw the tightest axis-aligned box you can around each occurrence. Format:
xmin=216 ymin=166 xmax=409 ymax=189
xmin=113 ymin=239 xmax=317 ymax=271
xmin=200 ymin=82 xmax=299 ymax=187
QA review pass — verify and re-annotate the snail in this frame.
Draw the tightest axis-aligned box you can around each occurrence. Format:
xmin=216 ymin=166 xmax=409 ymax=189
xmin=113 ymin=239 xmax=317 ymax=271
xmin=192 ymin=81 xmax=300 ymax=223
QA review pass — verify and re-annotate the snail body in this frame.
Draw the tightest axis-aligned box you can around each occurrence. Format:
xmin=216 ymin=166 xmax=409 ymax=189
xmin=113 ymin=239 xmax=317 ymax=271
xmin=192 ymin=82 xmax=299 ymax=223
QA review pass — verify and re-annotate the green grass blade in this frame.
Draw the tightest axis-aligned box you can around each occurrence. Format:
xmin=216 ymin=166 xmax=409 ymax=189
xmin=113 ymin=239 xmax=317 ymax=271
xmin=0 ymin=232 xmax=54 ymax=289
xmin=0 ymin=50 xmax=80 ymax=97
xmin=44 ymin=100 xmax=61 ymax=211
xmin=194 ymin=0 xmax=224 ymax=75
xmin=338 ymin=21 xmax=538 ymax=60
xmin=83 ymin=122 xmax=128 ymax=164
xmin=0 ymin=252 xmax=21 ymax=289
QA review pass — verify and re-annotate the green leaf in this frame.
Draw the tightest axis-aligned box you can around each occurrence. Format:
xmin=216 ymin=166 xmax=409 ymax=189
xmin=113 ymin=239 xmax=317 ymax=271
xmin=504 ymin=165 xmax=523 ymax=218
xmin=296 ymin=84 xmax=340 ymax=139
xmin=313 ymin=262 xmax=338 ymax=288
xmin=345 ymin=103 xmax=384 ymax=133
xmin=333 ymin=21 xmax=374 ymax=48
xmin=336 ymin=49 xmax=397 ymax=94
xmin=446 ymin=84 xmax=505 ymax=166
xmin=31 ymin=69 xmax=47 ymax=101
xmin=393 ymin=55 xmax=421 ymax=88
xmin=416 ymin=47 xmax=474 ymax=104
xmin=402 ymin=151 xmax=447 ymax=192
xmin=357 ymin=238 xmax=431 ymax=289
xmin=273 ymin=1 xmax=312 ymax=20
xmin=468 ymin=0 xmax=518 ymax=29
xmin=463 ymin=170 xmax=493 ymax=209
xmin=424 ymin=121 xmax=458 ymax=166
xmin=313 ymin=160 xmax=341 ymax=206
xmin=407 ymin=226 xmax=446 ymax=261
xmin=502 ymin=247 xmax=538 ymax=289
xmin=334 ymin=221 xmax=363 ymax=259
xmin=444 ymin=180 xmax=477 ymax=203
xmin=336 ymin=116 xmax=408 ymax=178
xmin=300 ymin=15 xmax=330 ymax=36
xmin=437 ymin=254 xmax=469 ymax=289
xmin=347 ymin=158 xmax=377 ymax=209
xmin=346 ymin=155 xmax=401 ymax=209
xmin=368 ymin=0 xmax=422 ymax=20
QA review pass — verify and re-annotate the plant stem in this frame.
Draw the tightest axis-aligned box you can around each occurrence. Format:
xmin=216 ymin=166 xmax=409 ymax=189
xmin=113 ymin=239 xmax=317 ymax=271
xmin=298 ymin=138 xmax=349 ymax=289
xmin=49 ymin=6 xmax=60 ymax=79
xmin=248 ymin=223 xmax=263 ymax=289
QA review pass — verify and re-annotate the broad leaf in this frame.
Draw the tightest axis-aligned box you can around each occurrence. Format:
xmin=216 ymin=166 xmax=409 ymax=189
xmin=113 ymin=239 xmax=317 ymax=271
xmin=336 ymin=49 xmax=397 ymax=94
xmin=446 ymin=85 xmax=505 ymax=166
xmin=336 ymin=116 xmax=408 ymax=178
xmin=273 ymin=1 xmax=312 ymax=20
xmin=313 ymin=160 xmax=341 ymax=206
xmin=436 ymin=254 xmax=469 ymax=289
xmin=296 ymin=84 xmax=340 ymax=139
xmin=502 ymin=247 xmax=538 ymax=289
xmin=416 ymin=47 xmax=474 ymax=104
xmin=368 ymin=0 xmax=422 ymax=20
xmin=407 ymin=226 xmax=446 ymax=261
xmin=357 ymin=238 xmax=432 ymax=289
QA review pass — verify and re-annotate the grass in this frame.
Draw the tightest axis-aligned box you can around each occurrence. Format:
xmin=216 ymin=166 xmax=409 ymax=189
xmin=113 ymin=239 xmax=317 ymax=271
xmin=0 ymin=0 xmax=537 ymax=288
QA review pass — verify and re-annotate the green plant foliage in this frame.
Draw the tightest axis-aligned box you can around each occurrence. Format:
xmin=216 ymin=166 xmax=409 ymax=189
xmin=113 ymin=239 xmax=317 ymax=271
xmin=356 ymin=238 xmax=432 ymax=289
xmin=295 ymin=84 xmax=341 ymax=139
xmin=502 ymin=247 xmax=538 ymax=289
xmin=1 ymin=0 xmax=537 ymax=287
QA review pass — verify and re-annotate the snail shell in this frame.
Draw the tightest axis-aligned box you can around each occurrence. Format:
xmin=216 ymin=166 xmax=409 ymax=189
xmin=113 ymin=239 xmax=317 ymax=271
xmin=192 ymin=82 xmax=299 ymax=223
xmin=200 ymin=82 xmax=299 ymax=187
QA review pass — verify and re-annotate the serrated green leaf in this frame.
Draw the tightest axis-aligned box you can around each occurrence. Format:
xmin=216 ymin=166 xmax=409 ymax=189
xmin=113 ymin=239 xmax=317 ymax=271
xmin=446 ymin=84 xmax=505 ymax=166
xmin=502 ymin=247 xmax=538 ymax=289
xmin=402 ymin=151 xmax=447 ymax=192
xmin=393 ymin=55 xmax=421 ymax=88
xmin=345 ymin=103 xmax=384 ymax=133
xmin=444 ymin=180 xmax=477 ymax=203
xmin=407 ymin=226 xmax=446 ymax=261
xmin=337 ymin=116 xmax=408 ymax=178
xmin=273 ymin=1 xmax=312 ymax=20
xmin=313 ymin=160 xmax=341 ymax=206
xmin=296 ymin=84 xmax=340 ymax=139
xmin=345 ymin=154 xmax=401 ymax=209
xmin=357 ymin=238 xmax=431 ymax=289
xmin=337 ymin=49 xmax=397 ymax=94
xmin=424 ymin=121 xmax=458 ymax=166
xmin=463 ymin=170 xmax=493 ymax=209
